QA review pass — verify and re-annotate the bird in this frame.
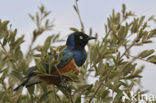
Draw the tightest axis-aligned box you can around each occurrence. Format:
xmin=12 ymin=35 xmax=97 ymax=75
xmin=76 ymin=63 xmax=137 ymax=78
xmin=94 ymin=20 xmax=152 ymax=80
xmin=13 ymin=32 xmax=95 ymax=91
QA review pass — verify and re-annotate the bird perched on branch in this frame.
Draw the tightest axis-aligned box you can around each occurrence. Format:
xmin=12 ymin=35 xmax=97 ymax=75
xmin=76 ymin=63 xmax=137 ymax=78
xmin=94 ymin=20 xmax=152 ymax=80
xmin=14 ymin=32 xmax=95 ymax=91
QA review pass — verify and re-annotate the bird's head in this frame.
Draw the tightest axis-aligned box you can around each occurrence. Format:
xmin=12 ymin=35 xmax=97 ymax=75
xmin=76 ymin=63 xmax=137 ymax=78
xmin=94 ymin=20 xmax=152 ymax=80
xmin=66 ymin=32 xmax=96 ymax=50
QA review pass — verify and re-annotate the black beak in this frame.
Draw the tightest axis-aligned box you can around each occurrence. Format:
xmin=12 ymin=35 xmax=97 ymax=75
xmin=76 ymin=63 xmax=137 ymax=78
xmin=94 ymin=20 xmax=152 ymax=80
xmin=88 ymin=36 xmax=96 ymax=40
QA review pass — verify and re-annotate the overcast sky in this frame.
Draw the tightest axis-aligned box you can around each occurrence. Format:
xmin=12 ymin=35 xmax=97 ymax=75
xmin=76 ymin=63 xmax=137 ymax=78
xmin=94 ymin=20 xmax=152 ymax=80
xmin=0 ymin=0 xmax=156 ymax=94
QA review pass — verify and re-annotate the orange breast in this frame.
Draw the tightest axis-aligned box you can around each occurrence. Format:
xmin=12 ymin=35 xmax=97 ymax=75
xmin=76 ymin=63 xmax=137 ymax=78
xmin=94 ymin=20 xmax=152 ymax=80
xmin=39 ymin=59 xmax=79 ymax=85
xmin=51 ymin=59 xmax=79 ymax=75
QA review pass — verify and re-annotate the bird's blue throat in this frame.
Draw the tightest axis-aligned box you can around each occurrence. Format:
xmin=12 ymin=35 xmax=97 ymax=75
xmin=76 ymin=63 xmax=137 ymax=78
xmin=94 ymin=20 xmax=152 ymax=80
xmin=66 ymin=46 xmax=87 ymax=67
xmin=66 ymin=34 xmax=87 ymax=66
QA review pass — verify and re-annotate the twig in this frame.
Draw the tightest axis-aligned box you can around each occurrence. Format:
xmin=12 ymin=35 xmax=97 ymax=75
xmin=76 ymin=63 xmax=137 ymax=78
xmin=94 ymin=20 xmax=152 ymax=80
xmin=26 ymin=40 xmax=34 ymax=59
xmin=88 ymin=78 xmax=104 ymax=103
xmin=0 ymin=41 xmax=7 ymax=52
xmin=88 ymin=70 xmax=113 ymax=103
xmin=74 ymin=0 xmax=84 ymax=32
xmin=120 ymin=41 xmax=136 ymax=59
xmin=0 ymin=41 xmax=19 ymax=66
xmin=70 ymin=94 xmax=74 ymax=103
xmin=53 ymin=86 xmax=58 ymax=103
xmin=129 ymin=54 xmax=154 ymax=64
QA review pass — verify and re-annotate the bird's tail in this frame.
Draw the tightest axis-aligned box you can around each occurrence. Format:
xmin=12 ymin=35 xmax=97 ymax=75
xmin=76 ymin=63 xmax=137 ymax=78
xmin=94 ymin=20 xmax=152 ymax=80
xmin=14 ymin=75 xmax=41 ymax=91
xmin=13 ymin=79 xmax=29 ymax=91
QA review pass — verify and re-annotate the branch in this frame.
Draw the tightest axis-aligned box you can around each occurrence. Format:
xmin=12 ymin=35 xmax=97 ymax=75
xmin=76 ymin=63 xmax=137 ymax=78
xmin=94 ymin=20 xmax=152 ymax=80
xmin=74 ymin=0 xmax=84 ymax=32
xmin=129 ymin=54 xmax=155 ymax=64
xmin=88 ymin=77 xmax=105 ymax=103
xmin=88 ymin=70 xmax=112 ymax=103
xmin=120 ymin=41 xmax=136 ymax=59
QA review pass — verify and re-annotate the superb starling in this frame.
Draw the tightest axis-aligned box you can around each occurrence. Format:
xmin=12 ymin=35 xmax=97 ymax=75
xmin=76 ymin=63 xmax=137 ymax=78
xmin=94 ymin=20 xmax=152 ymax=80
xmin=14 ymin=32 xmax=95 ymax=91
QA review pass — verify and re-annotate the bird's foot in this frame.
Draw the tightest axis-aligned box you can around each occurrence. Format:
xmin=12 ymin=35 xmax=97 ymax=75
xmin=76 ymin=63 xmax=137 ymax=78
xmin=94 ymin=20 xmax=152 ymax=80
xmin=57 ymin=77 xmax=72 ymax=98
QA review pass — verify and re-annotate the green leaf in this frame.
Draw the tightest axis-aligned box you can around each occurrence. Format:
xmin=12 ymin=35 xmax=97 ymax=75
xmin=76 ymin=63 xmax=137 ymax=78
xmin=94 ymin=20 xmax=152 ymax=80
xmin=9 ymin=29 xmax=17 ymax=43
xmin=44 ymin=11 xmax=51 ymax=17
xmin=113 ymin=90 xmax=123 ymax=103
xmin=33 ymin=54 xmax=41 ymax=57
xmin=142 ymin=40 xmax=152 ymax=44
xmin=3 ymin=20 xmax=9 ymax=26
xmin=118 ymin=26 xmax=125 ymax=39
xmin=45 ymin=19 xmax=49 ymax=27
xmin=137 ymin=49 xmax=154 ymax=58
xmin=14 ymin=35 xmax=24 ymax=50
xmin=122 ymin=4 xmax=126 ymax=15
xmin=147 ymin=55 xmax=156 ymax=64
xmin=39 ymin=4 xmax=45 ymax=14
xmin=52 ymin=34 xmax=60 ymax=42
xmin=101 ymin=90 xmax=110 ymax=99
xmin=112 ymin=81 xmax=124 ymax=92
xmin=43 ymin=36 xmax=53 ymax=53
xmin=131 ymin=18 xmax=138 ymax=33
xmin=133 ymin=66 xmax=144 ymax=76
xmin=36 ymin=12 xmax=39 ymax=25
xmin=75 ymin=96 xmax=81 ymax=103
xmin=2 ymin=38 xmax=7 ymax=46
xmin=142 ymin=22 xmax=147 ymax=30
xmin=0 ymin=69 xmax=6 ymax=74
xmin=138 ymin=16 xmax=145 ymax=27
xmin=70 ymin=27 xmax=79 ymax=32
xmin=148 ymin=29 xmax=156 ymax=38
xmin=27 ymin=85 xmax=35 ymax=95
xmin=35 ymin=59 xmax=46 ymax=73
xmin=73 ymin=5 xmax=78 ymax=12
xmin=39 ymin=91 xmax=52 ymax=103
xmin=74 ymin=84 xmax=93 ymax=94
xmin=142 ymin=31 xmax=148 ymax=42
xmin=56 ymin=51 xmax=63 ymax=65
xmin=89 ymin=28 xmax=92 ymax=36
xmin=0 ymin=68 xmax=8 ymax=81
xmin=44 ymin=36 xmax=52 ymax=47
xmin=148 ymin=15 xmax=155 ymax=21
xmin=125 ymin=75 xmax=142 ymax=79
xmin=29 ymin=14 xmax=34 ymax=21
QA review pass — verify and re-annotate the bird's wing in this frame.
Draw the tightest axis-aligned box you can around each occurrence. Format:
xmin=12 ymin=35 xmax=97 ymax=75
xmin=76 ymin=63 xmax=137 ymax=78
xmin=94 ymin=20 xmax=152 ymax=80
xmin=38 ymin=49 xmax=79 ymax=85
xmin=53 ymin=49 xmax=74 ymax=71
xmin=25 ymin=49 xmax=74 ymax=77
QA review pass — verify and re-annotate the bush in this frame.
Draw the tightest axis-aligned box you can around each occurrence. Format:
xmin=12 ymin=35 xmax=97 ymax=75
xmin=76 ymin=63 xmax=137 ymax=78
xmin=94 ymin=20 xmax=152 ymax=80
xmin=0 ymin=1 xmax=156 ymax=103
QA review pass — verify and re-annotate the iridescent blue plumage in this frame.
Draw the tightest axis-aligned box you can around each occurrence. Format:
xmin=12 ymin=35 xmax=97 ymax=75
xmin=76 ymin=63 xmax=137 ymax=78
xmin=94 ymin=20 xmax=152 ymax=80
xmin=66 ymin=33 xmax=87 ymax=66
xmin=66 ymin=34 xmax=75 ymax=50
xmin=14 ymin=32 xmax=95 ymax=91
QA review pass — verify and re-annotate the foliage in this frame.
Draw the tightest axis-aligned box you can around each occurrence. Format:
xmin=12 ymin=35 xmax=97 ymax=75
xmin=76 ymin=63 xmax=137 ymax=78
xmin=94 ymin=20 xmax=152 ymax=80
xmin=0 ymin=1 xmax=156 ymax=103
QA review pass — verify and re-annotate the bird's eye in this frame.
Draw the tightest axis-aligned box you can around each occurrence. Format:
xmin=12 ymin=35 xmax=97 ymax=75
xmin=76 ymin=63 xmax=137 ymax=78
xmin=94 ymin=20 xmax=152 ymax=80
xmin=79 ymin=36 xmax=83 ymax=40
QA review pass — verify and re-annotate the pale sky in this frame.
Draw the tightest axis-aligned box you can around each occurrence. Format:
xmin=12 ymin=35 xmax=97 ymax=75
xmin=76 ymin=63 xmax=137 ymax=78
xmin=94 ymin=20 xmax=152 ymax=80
xmin=0 ymin=0 xmax=156 ymax=94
